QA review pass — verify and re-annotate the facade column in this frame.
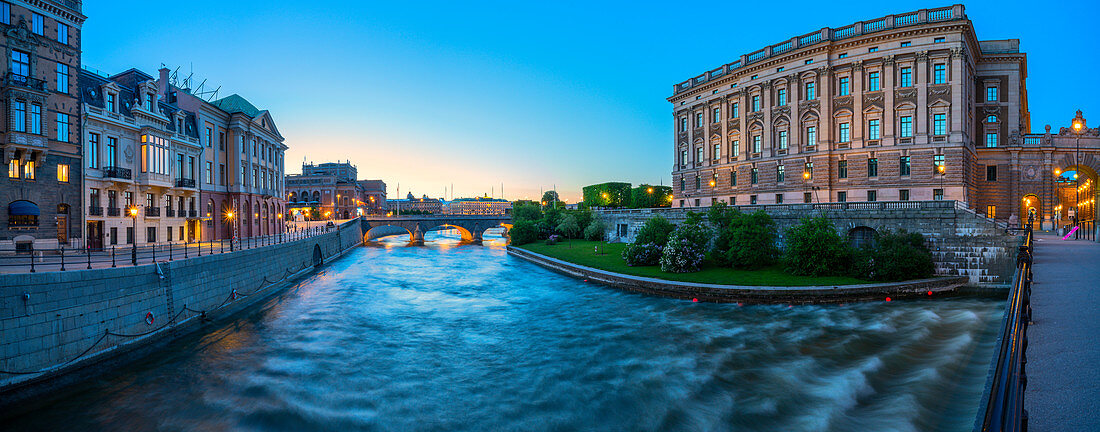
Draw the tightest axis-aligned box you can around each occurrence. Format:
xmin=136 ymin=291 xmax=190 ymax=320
xmin=915 ymin=51 xmax=930 ymax=144
xmin=883 ymin=56 xmax=896 ymax=146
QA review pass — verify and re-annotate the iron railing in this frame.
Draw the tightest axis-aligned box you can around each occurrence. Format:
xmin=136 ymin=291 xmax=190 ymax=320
xmin=107 ymin=207 xmax=120 ymax=217
xmin=145 ymin=207 xmax=160 ymax=217
xmin=165 ymin=209 xmax=176 ymax=217
xmin=175 ymin=178 xmax=196 ymax=188
xmin=975 ymin=218 xmax=1033 ymax=432
xmin=0 ymin=226 xmax=335 ymax=274
xmin=103 ymin=166 xmax=131 ymax=180
xmin=6 ymin=72 xmax=46 ymax=91
xmin=88 ymin=206 xmax=103 ymax=216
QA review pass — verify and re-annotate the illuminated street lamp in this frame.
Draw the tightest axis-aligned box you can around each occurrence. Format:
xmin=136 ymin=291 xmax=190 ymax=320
xmin=225 ymin=210 xmax=237 ymax=250
xmin=128 ymin=205 xmax=139 ymax=264
xmin=1071 ymin=111 xmax=1087 ymax=237
xmin=938 ymin=163 xmax=946 ymax=200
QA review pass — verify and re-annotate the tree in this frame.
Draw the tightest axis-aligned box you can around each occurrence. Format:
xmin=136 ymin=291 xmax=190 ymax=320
xmin=634 ymin=215 xmax=676 ymax=247
xmin=582 ymin=182 xmax=632 ymax=208
xmin=720 ymin=210 xmax=778 ymax=269
xmin=782 ymin=217 xmax=853 ymax=276
xmin=541 ymin=191 xmax=560 ymax=207
xmin=509 ymin=220 xmax=538 ymax=245
xmin=853 ymin=230 xmax=935 ymax=281
xmin=583 ymin=216 xmax=606 ymax=241
xmin=630 ymin=184 xmax=673 ymax=208
xmin=511 ymin=202 xmax=543 ymax=223
xmin=556 ymin=214 xmax=580 ymax=243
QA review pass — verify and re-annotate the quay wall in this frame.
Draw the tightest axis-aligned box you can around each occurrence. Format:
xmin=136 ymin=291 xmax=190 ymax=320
xmin=0 ymin=219 xmax=364 ymax=406
xmin=598 ymin=201 xmax=1019 ymax=285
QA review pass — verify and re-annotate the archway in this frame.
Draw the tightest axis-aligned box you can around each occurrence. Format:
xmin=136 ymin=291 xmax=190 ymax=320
xmin=848 ymin=226 xmax=877 ymax=249
xmin=1020 ymin=194 xmax=1041 ymax=229
xmin=1053 ymin=164 xmax=1098 ymax=229
xmin=422 ymin=223 xmax=475 ymax=242
xmin=364 ymin=225 xmax=414 ymax=242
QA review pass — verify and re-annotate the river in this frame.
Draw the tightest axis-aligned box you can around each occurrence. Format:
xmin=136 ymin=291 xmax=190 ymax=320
xmin=5 ymin=231 xmax=1002 ymax=431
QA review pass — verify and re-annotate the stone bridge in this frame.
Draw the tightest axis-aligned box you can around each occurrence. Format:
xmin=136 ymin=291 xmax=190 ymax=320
xmin=360 ymin=215 xmax=512 ymax=245
xmin=598 ymin=200 xmax=1019 ymax=285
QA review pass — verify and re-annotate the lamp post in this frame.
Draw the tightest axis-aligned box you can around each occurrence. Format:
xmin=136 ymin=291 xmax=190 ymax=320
xmin=938 ymin=163 xmax=946 ymax=200
xmin=226 ymin=210 xmax=236 ymax=251
xmin=1071 ymin=111 xmax=1086 ymax=239
xmin=128 ymin=205 xmax=139 ymax=265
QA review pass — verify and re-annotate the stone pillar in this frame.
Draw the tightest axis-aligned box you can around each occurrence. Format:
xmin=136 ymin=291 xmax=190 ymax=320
xmin=409 ymin=224 xmax=424 ymax=245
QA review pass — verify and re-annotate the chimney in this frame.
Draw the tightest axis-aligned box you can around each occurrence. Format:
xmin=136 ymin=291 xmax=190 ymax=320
xmin=159 ymin=67 xmax=169 ymax=83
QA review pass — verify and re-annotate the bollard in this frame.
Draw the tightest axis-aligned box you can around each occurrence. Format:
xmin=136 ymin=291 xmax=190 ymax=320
xmin=221 ymin=239 xmax=224 ymax=253
xmin=60 ymin=246 xmax=65 ymax=271
xmin=30 ymin=249 xmax=35 ymax=273
xmin=87 ymin=246 xmax=92 ymax=269
xmin=152 ymin=243 xmax=156 ymax=263
xmin=169 ymin=242 xmax=173 ymax=261
xmin=112 ymin=246 xmax=117 ymax=268
xmin=185 ymin=241 xmax=189 ymax=259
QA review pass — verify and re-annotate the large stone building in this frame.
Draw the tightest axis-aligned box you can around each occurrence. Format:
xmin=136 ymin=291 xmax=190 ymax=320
xmin=286 ymin=162 xmax=386 ymax=220
xmin=668 ymin=5 xmax=1092 ymax=229
xmin=446 ymin=196 xmax=511 ymax=215
xmin=158 ymin=68 xmax=287 ymax=240
xmin=0 ymin=0 xmax=84 ymax=251
xmin=79 ymin=68 xmax=203 ymax=248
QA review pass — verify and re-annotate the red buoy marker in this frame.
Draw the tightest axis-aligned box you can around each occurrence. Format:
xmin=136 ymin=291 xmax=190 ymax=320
xmin=692 ymin=298 xmax=698 ymax=302
xmin=885 ymin=297 xmax=892 ymax=302
xmin=927 ymin=291 xmax=933 ymax=296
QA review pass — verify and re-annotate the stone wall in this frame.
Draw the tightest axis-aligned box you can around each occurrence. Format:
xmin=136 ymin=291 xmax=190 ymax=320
xmin=598 ymin=201 xmax=1019 ymax=285
xmin=0 ymin=219 xmax=363 ymax=404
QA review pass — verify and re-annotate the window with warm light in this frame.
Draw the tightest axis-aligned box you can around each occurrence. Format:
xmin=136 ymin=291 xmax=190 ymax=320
xmin=57 ymin=164 xmax=69 ymax=182
xmin=24 ymin=160 xmax=35 ymax=180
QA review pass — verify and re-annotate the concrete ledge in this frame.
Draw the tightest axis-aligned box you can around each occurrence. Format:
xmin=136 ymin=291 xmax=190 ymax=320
xmin=508 ymin=246 xmax=971 ymax=304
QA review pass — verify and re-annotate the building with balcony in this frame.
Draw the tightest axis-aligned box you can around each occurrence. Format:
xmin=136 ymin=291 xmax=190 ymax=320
xmin=446 ymin=196 xmax=511 ymax=215
xmin=0 ymin=0 xmax=84 ymax=251
xmin=668 ymin=5 xmax=1036 ymax=219
xmin=286 ymin=162 xmax=387 ymax=219
xmin=79 ymin=67 xmax=203 ymax=248
xmin=159 ymin=68 xmax=287 ymax=240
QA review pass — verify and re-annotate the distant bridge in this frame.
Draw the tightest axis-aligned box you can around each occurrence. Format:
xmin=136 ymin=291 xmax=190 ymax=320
xmin=360 ymin=215 xmax=512 ymax=245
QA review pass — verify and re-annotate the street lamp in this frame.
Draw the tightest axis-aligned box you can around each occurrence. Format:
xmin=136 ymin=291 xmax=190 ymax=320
xmin=225 ymin=210 xmax=236 ymax=250
xmin=938 ymin=163 xmax=946 ymax=200
xmin=1071 ymin=111 xmax=1087 ymax=238
xmin=128 ymin=205 xmax=139 ymax=264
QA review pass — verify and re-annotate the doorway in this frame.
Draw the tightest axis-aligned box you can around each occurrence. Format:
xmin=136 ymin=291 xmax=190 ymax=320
xmin=87 ymin=221 xmax=104 ymax=250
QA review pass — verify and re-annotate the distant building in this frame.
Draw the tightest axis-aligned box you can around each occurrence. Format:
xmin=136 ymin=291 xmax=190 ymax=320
xmin=387 ymin=192 xmax=442 ymax=214
xmin=1 ymin=1 xmax=85 ymax=251
xmin=286 ymin=162 xmax=387 ymax=218
xmin=447 ymin=196 xmax=511 ymax=215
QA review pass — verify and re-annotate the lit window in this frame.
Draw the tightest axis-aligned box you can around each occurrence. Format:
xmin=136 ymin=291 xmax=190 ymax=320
xmin=777 ymin=88 xmax=787 ymax=105
xmin=696 ymin=112 xmax=703 ymax=127
xmin=986 ymin=87 xmax=998 ymax=102
xmin=933 ymin=64 xmax=946 ymax=84
xmin=986 ymin=132 xmax=998 ymax=148
xmin=776 ymin=67 xmax=784 ymax=72
xmin=713 ymin=143 xmax=720 ymax=159
xmin=752 ymin=135 xmax=762 ymax=153
xmin=839 ymin=77 xmax=850 ymax=96
xmin=986 ymin=205 xmax=996 ymax=219
xmin=868 ymin=119 xmax=880 ymax=140
xmin=731 ymin=140 xmax=739 ymax=156
xmin=868 ymin=71 xmax=879 ymax=91
xmin=868 ymin=158 xmax=878 ymax=177
xmin=838 ymin=53 xmax=847 ymax=59
xmin=900 ymin=116 xmax=913 ymax=137
xmin=8 ymin=159 xmax=18 ymax=178
xmin=933 ymin=114 xmax=946 ymax=135
xmin=731 ymin=103 xmax=739 ymax=118
xmin=57 ymin=164 xmax=69 ymax=182
xmin=900 ymin=67 xmax=912 ymax=87
xmin=805 ymin=59 xmax=814 ymax=65
xmin=24 ymin=160 xmax=35 ymax=180
xmin=933 ymin=154 xmax=945 ymax=175
xmin=986 ymin=115 xmax=997 ymax=123
xmin=29 ymin=104 xmax=40 ymax=134
xmin=751 ymin=95 xmax=760 ymax=111
xmin=934 ymin=37 xmax=946 ymax=43
xmin=868 ymin=47 xmax=878 ymax=53
xmin=712 ymin=107 xmax=720 ymax=123
xmin=805 ymin=82 xmax=816 ymax=100
xmin=839 ymin=122 xmax=850 ymax=142
xmin=12 ymin=100 xmax=25 ymax=132
xmin=806 ymin=126 xmax=816 ymax=146
xmin=777 ymin=165 xmax=785 ymax=182
xmin=778 ymin=130 xmax=788 ymax=149
xmin=900 ymin=41 xmax=911 ymax=47
xmin=751 ymin=168 xmax=758 ymax=184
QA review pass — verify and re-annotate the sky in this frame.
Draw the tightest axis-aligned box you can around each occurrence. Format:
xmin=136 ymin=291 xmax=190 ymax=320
xmin=82 ymin=0 xmax=1100 ymax=203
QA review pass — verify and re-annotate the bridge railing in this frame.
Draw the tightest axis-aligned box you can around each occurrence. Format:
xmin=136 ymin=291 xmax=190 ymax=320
xmin=975 ymin=218 xmax=1033 ymax=432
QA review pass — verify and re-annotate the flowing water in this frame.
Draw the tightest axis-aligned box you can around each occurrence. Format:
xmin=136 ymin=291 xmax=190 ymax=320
xmin=6 ymin=231 xmax=1003 ymax=431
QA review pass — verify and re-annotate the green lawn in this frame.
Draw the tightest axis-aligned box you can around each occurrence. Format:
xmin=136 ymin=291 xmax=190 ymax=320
xmin=516 ymin=240 xmax=870 ymax=287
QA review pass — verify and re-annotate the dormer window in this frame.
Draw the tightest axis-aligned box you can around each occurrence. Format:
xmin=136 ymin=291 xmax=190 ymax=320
xmin=146 ymin=93 xmax=155 ymax=111
xmin=106 ymin=92 xmax=116 ymax=112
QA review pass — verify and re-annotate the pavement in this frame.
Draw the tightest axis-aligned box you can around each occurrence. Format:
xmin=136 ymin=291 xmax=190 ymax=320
xmin=1024 ymin=233 xmax=1100 ymax=431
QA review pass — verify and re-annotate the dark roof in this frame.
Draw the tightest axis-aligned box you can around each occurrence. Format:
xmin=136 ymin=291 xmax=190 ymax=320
xmin=210 ymin=94 xmax=261 ymax=117
xmin=79 ymin=67 xmax=199 ymax=139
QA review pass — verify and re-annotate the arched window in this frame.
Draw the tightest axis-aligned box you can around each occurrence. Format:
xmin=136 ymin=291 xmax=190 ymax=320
xmin=848 ymin=226 xmax=877 ymax=249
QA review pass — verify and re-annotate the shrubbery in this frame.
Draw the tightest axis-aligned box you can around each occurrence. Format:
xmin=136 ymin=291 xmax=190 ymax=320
xmin=782 ymin=217 xmax=852 ymax=276
xmin=853 ymin=230 xmax=934 ymax=281
xmin=622 ymin=243 xmax=663 ymax=266
xmin=508 ymin=220 xmax=539 ymax=245
xmin=583 ymin=217 xmax=606 ymax=241
xmin=634 ymin=215 xmax=676 ymax=247
xmin=659 ymin=222 xmax=710 ymax=272
xmin=718 ymin=210 xmax=778 ymax=269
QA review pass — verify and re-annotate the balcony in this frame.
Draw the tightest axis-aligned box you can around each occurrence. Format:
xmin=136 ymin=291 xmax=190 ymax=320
xmin=188 ymin=209 xmax=198 ymax=218
xmin=103 ymin=166 xmax=132 ymax=180
xmin=107 ymin=207 xmax=120 ymax=217
xmin=145 ymin=207 xmax=160 ymax=217
xmin=88 ymin=206 xmax=104 ymax=216
xmin=165 ymin=208 xmax=176 ymax=217
xmin=6 ymin=72 xmax=46 ymax=92
xmin=175 ymin=178 xmax=196 ymax=188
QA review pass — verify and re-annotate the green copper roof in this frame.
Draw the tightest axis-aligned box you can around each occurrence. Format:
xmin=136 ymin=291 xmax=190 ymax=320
xmin=210 ymin=94 xmax=261 ymax=117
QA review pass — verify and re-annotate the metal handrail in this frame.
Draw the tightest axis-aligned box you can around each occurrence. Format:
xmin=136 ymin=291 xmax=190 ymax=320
xmin=975 ymin=217 xmax=1033 ymax=431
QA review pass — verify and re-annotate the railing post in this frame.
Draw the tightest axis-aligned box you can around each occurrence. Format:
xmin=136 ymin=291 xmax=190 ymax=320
xmin=169 ymin=242 xmax=173 ymax=261
xmin=60 ymin=247 xmax=65 ymax=271
xmin=112 ymin=245 xmax=117 ymax=268
xmin=185 ymin=241 xmax=189 ymax=259
xmin=152 ymin=244 xmax=156 ymax=263
xmin=30 ymin=250 xmax=35 ymax=273
xmin=87 ymin=246 xmax=92 ymax=270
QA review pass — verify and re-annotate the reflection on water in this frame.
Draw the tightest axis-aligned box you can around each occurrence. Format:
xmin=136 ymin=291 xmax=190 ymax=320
xmin=6 ymin=231 xmax=1001 ymax=432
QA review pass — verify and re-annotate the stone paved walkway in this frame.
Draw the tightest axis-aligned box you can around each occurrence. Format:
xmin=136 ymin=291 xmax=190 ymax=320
xmin=1025 ymin=234 xmax=1100 ymax=431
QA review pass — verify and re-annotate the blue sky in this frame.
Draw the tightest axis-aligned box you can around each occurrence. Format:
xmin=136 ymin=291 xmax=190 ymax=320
xmin=82 ymin=0 xmax=1100 ymax=202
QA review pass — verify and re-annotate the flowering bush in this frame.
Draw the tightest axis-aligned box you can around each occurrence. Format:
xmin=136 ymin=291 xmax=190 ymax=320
xmin=659 ymin=223 xmax=710 ymax=273
xmin=545 ymin=234 xmax=563 ymax=245
xmin=621 ymin=242 xmax=663 ymax=266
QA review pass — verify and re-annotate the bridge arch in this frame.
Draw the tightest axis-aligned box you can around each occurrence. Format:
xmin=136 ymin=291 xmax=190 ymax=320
xmin=364 ymin=224 xmax=415 ymax=242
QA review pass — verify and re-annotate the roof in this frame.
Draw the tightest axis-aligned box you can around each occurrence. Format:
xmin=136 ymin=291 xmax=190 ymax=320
xmin=210 ymin=94 xmax=262 ymax=117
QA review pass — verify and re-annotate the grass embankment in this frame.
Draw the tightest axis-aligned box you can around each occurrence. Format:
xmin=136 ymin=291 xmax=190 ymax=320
xmin=516 ymin=240 xmax=869 ymax=287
